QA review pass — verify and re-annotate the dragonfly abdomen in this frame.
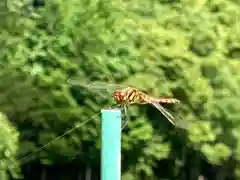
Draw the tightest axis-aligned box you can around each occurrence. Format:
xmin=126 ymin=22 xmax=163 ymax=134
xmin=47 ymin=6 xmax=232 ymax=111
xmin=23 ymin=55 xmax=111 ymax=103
xmin=152 ymin=98 xmax=180 ymax=104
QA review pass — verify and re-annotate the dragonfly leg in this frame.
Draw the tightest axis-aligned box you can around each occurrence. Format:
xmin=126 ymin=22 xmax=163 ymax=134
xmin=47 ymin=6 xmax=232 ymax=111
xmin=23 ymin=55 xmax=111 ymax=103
xmin=121 ymin=105 xmax=129 ymax=131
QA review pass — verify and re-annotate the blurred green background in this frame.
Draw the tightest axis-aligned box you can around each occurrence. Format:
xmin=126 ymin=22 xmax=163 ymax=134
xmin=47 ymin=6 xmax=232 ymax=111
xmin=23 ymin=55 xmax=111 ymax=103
xmin=1 ymin=0 xmax=240 ymax=179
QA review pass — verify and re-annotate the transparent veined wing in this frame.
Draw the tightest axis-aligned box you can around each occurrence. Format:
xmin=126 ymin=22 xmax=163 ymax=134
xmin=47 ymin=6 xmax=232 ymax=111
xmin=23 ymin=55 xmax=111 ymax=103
xmin=67 ymin=78 xmax=128 ymax=102
xmin=149 ymin=101 xmax=192 ymax=130
xmin=67 ymin=79 xmax=125 ymax=93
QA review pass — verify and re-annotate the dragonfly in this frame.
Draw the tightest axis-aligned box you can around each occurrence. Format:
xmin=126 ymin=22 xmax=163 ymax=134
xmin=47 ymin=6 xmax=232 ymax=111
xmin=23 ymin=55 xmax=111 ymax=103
xmin=68 ymin=79 xmax=186 ymax=129
xmin=16 ymin=79 xmax=185 ymax=166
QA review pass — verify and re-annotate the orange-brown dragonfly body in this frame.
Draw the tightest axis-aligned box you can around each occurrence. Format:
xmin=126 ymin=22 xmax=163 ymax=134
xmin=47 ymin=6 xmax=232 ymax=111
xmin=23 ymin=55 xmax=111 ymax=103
xmin=113 ymin=87 xmax=180 ymax=105
xmin=68 ymin=80 xmax=182 ymax=127
xmin=112 ymin=87 xmax=181 ymax=126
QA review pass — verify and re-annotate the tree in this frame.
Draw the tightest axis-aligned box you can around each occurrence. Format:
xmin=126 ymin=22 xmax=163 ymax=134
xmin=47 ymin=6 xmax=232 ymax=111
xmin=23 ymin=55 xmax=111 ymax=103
xmin=0 ymin=112 xmax=20 ymax=180
xmin=1 ymin=0 xmax=240 ymax=179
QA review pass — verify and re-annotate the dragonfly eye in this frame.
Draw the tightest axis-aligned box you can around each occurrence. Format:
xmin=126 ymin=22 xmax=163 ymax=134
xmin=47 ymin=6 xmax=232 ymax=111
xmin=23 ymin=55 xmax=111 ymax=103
xmin=120 ymin=92 xmax=125 ymax=96
xmin=113 ymin=91 xmax=125 ymax=102
xmin=113 ymin=91 xmax=119 ymax=99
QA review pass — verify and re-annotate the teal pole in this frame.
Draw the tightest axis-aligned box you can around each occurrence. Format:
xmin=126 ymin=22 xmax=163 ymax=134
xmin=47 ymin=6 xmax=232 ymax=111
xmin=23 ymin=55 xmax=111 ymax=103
xmin=101 ymin=108 xmax=121 ymax=180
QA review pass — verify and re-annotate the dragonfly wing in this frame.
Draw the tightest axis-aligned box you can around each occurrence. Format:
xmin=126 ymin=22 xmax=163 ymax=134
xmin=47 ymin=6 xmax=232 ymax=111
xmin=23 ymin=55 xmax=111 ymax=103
xmin=150 ymin=101 xmax=176 ymax=126
xmin=67 ymin=79 xmax=124 ymax=92
xmin=88 ymin=81 xmax=123 ymax=91
xmin=67 ymin=79 xmax=111 ymax=101
xmin=149 ymin=101 xmax=190 ymax=129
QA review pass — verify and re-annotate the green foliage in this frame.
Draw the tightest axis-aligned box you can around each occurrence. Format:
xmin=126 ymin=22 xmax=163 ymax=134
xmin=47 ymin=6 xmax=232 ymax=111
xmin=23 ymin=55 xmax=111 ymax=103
xmin=1 ymin=0 xmax=240 ymax=179
xmin=0 ymin=112 xmax=20 ymax=179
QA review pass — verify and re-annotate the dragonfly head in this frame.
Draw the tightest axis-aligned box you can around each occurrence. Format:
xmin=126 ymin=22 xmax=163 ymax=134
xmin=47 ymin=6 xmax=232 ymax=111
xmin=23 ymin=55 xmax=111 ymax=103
xmin=113 ymin=90 xmax=125 ymax=104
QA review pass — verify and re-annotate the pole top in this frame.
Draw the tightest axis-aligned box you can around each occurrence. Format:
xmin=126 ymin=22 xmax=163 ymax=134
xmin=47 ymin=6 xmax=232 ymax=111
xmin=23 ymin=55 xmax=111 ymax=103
xmin=101 ymin=108 xmax=121 ymax=113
